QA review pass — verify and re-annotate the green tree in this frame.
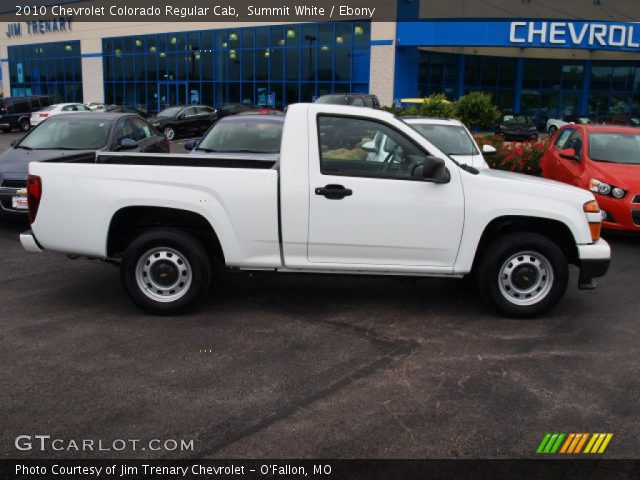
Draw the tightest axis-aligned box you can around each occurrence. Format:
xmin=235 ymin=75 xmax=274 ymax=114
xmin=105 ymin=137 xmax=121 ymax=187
xmin=418 ymin=93 xmax=455 ymax=118
xmin=454 ymin=91 xmax=500 ymax=129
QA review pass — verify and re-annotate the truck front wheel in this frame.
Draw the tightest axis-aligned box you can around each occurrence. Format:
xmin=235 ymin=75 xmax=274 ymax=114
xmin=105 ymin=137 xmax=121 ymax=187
xmin=121 ymin=228 xmax=211 ymax=315
xmin=476 ymin=232 xmax=568 ymax=318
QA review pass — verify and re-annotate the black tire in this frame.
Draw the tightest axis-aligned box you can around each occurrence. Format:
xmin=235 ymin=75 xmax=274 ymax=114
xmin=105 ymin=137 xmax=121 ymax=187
xmin=120 ymin=228 xmax=212 ymax=315
xmin=476 ymin=232 xmax=568 ymax=318
xmin=163 ymin=126 xmax=176 ymax=141
xmin=19 ymin=119 xmax=30 ymax=132
xmin=548 ymin=126 xmax=557 ymax=137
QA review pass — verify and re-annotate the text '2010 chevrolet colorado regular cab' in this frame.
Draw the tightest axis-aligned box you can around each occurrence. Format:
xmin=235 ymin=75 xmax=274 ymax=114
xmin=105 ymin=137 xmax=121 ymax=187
xmin=20 ymin=104 xmax=611 ymax=318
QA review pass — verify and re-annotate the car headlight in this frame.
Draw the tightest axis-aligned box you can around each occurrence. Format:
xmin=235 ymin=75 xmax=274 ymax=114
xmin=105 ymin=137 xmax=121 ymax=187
xmin=589 ymin=179 xmax=626 ymax=199
xmin=529 ymin=126 xmax=537 ymax=130
xmin=152 ymin=122 xmax=160 ymax=126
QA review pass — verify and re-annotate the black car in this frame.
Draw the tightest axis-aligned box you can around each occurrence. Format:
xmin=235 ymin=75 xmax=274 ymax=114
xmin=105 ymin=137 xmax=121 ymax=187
xmin=216 ymin=103 xmax=257 ymax=119
xmin=105 ymin=105 xmax=151 ymax=118
xmin=0 ymin=95 xmax=57 ymax=133
xmin=185 ymin=113 xmax=284 ymax=159
xmin=148 ymin=105 xmax=218 ymax=140
xmin=495 ymin=114 xmax=538 ymax=141
xmin=0 ymin=112 xmax=168 ymax=218
xmin=315 ymin=93 xmax=381 ymax=109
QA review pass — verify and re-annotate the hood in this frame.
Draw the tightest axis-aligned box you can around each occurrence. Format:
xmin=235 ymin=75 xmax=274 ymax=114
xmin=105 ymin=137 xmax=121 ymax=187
xmin=451 ymin=154 xmax=489 ymax=170
xmin=478 ymin=168 xmax=593 ymax=201
xmin=0 ymin=148 xmax=93 ymax=177
xmin=588 ymin=161 xmax=640 ymax=190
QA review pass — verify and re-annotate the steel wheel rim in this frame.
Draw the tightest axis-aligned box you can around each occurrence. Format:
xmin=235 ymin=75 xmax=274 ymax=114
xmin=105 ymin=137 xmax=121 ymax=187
xmin=498 ymin=251 xmax=554 ymax=306
xmin=164 ymin=128 xmax=175 ymax=140
xmin=135 ymin=247 xmax=192 ymax=303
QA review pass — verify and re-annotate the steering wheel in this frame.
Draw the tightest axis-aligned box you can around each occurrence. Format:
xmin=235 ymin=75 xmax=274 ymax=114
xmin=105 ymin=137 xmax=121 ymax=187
xmin=380 ymin=147 xmax=403 ymax=175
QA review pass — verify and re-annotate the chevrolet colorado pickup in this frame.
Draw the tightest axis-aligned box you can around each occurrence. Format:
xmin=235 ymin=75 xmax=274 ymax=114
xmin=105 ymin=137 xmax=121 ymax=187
xmin=20 ymin=103 xmax=610 ymax=318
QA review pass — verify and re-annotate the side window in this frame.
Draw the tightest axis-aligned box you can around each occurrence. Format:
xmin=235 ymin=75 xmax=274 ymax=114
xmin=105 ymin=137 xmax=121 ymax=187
xmin=13 ymin=99 xmax=30 ymax=114
xmin=364 ymin=97 xmax=374 ymax=108
xmin=182 ymin=107 xmax=197 ymax=117
xmin=351 ymin=98 xmax=365 ymax=107
xmin=114 ymin=119 xmax=136 ymax=144
xmin=130 ymin=118 xmax=154 ymax=141
xmin=554 ymin=129 xmax=573 ymax=149
xmin=318 ymin=115 xmax=431 ymax=180
xmin=565 ymin=130 xmax=584 ymax=159
xmin=196 ymin=106 xmax=212 ymax=114
xmin=77 ymin=105 xmax=90 ymax=111
xmin=62 ymin=105 xmax=74 ymax=112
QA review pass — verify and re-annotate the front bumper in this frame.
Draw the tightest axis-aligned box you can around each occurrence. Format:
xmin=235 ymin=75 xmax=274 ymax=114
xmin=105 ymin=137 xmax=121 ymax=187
xmin=20 ymin=230 xmax=43 ymax=253
xmin=0 ymin=122 xmax=10 ymax=129
xmin=576 ymin=239 xmax=611 ymax=290
xmin=596 ymin=194 xmax=640 ymax=232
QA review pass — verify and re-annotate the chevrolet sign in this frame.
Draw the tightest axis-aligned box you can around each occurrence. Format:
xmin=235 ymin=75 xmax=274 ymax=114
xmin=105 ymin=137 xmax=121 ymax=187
xmin=510 ymin=22 xmax=640 ymax=49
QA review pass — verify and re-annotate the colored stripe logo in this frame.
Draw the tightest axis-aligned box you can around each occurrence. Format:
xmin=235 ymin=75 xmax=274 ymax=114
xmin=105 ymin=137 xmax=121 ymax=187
xmin=537 ymin=433 xmax=613 ymax=454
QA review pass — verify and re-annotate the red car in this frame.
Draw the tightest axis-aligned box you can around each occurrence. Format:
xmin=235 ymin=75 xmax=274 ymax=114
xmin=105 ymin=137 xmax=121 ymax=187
xmin=541 ymin=124 xmax=640 ymax=232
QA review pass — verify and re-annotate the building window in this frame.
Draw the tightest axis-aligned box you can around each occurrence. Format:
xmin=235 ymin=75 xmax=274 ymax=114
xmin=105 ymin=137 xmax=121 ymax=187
xmin=7 ymin=41 xmax=82 ymax=102
xmin=103 ymin=22 xmax=371 ymax=113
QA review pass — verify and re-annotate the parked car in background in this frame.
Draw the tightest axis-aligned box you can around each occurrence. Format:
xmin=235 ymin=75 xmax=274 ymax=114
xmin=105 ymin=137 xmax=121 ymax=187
xmin=185 ymin=114 xmax=284 ymax=159
xmin=105 ymin=105 xmax=151 ymax=118
xmin=216 ymin=103 xmax=257 ymax=119
xmin=546 ymin=115 xmax=592 ymax=136
xmin=495 ymin=114 xmax=538 ymax=141
xmin=315 ymin=93 xmax=381 ymax=109
xmin=21 ymin=104 xmax=610 ymax=318
xmin=0 ymin=95 xmax=56 ymax=132
xmin=0 ymin=113 xmax=168 ymax=218
xmin=404 ymin=117 xmax=493 ymax=169
xmin=596 ymin=114 xmax=640 ymax=128
xmin=236 ymin=108 xmax=284 ymax=116
xmin=88 ymin=102 xmax=106 ymax=111
xmin=541 ymin=124 xmax=640 ymax=232
xmin=30 ymin=103 xmax=91 ymax=127
xmin=148 ymin=105 xmax=218 ymax=140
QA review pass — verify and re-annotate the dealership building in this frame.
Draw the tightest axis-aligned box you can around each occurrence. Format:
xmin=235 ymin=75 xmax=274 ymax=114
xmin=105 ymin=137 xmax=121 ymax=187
xmin=1 ymin=1 xmax=639 ymax=124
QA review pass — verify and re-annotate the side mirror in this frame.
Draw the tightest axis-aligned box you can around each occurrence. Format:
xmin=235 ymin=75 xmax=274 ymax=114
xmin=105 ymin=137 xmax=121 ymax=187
xmin=422 ymin=156 xmax=450 ymax=183
xmin=117 ymin=138 xmax=138 ymax=151
xmin=482 ymin=144 xmax=497 ymax=155
xmin=559 ymin=148 xmax=579 ymax=161
xmin=184 ymin=140 xmax=197 ymax=151
xmin=361 ymin=140 xmax=377 ymax=153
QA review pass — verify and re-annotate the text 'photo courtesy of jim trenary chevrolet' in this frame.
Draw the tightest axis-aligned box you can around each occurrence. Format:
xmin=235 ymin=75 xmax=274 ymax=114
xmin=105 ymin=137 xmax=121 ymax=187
xmin=1 ymin=1 xmax=640 ymax=479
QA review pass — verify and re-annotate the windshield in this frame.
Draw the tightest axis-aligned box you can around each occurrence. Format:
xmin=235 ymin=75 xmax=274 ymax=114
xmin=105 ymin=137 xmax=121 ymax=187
xmin=589 ymin=132 xmax=640 ymax=164
xmin=197 ymin=119 xmax=283 ymax=153
xmin=315 ymin=95 xmax=349 ymax=105
xmin=18 ymin=117 xmax=112 ymax=150
xmin=156 ymin=107 xmax=182 ymax=118
xmin=410 ymin=123 xmax=479 ymax=156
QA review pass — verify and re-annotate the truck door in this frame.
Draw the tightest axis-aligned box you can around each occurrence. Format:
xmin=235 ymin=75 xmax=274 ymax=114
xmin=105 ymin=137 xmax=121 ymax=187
xmin=307 ymin=114 xmax=465 ymax=269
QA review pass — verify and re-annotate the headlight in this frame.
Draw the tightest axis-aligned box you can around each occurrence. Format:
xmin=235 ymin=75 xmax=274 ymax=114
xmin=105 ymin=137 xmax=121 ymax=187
xmin=152 ymin=122 xmax=160 ymax=127
xmin=590 ymin=179 xmax=626 ymax=199
xmin=529 ymin=126 xmax=537 ymax=130
xmin=612 ymin=187 xmax=626 ymax=199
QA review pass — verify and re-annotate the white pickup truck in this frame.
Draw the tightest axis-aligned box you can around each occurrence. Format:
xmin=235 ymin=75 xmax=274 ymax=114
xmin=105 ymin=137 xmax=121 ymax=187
xmin=20 ymin=104 xmax=610 ymax=318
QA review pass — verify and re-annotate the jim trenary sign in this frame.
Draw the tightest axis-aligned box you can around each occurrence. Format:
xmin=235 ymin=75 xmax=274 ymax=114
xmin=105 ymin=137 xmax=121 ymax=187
xmin=397 ymin=20 xmax=640 ymax=52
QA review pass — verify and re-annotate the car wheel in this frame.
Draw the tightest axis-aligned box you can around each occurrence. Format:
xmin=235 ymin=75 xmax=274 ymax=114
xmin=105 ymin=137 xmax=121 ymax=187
xmin=163 ymin=126 xmax=176 ymax=141
xmin=548 ymin=126 xmax=557 ymax=136
xmin=19 ymin=119 xmax=30 ymax=132
xmin=121 ymin=228 xmax=211 ymax=315
xmin=476 ymin=232 xmax=568 ymax=318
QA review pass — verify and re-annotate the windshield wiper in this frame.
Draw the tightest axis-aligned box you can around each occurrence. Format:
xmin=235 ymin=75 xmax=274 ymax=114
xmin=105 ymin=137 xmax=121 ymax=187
xmin=195 ymin=147 xmax=218 ymax=153
xmin=15 ymin=145 xmax=32 ymax=150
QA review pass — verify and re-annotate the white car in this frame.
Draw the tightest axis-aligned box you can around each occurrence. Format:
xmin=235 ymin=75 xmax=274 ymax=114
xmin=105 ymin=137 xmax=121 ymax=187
xmin=21 ymin=103 xmax=610 ymax=318
xmin=546 ymin=115 xmax=592 ymax=136
xmin=404 ymin=118 xmax=494 ymax=169
xmin=30 ymin=103 xmax=91 ymax=127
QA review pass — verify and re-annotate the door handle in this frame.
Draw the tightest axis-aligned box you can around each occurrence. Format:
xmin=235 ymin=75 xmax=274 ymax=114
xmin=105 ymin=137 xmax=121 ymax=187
xmin=315 ymin=184 xmax=353 ymax=200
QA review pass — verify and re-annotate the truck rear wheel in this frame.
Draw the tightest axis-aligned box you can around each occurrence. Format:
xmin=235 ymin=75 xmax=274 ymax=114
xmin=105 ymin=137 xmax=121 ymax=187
xmin=121 ymin=228 xmax=211 ymax=315
xmin=476 ymin=232 xmax=568 ymax=318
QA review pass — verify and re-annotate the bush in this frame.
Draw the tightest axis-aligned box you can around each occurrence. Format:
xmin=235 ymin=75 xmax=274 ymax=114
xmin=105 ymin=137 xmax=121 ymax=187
xmin=454 ymin=91 xmax=501 ymax=129
xmin=416 ymin=93 xmax=455 ymax=118
xmin=486 ymin=138 xmax=550 ymax=175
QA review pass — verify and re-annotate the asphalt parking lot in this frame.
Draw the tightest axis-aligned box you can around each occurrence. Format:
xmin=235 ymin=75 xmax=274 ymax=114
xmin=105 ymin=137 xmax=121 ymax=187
xmin=0 ymin=132 xmax=639 ymax=460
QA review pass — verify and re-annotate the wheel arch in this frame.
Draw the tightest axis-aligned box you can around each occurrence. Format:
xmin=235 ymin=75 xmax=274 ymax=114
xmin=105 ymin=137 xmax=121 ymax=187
xmin=471 ymin=215 xmax=579 ymax=272
xmin=107 ymin=206 xmax=225 ymax=267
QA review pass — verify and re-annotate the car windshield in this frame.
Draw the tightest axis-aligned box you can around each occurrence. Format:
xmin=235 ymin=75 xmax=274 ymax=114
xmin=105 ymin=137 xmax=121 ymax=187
xmin=315 ymin=95 xmax=350 ymax=105
xmin=410 ymin=123 xmax=479 ymax=156
xmin=197 ymin=118 xmax=283 ymax=153
xmin=18 ymin=117 xmax=112 ymax=150
xmin=589 ymin=132 xmax=640 ymax=164
xmin=156 ymin=107 xmax=182 ymax=118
